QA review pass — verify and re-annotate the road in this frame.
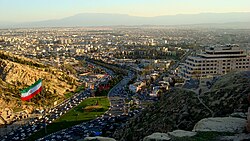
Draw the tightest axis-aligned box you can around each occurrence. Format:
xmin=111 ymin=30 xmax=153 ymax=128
xmin=1 ymin=66 xmax=112 ymax=141
xmin=1 ymin=87 xmax=93 ymax=141
xmin=37 ymin=71 xmax=138 ymax=141
xmin=1 ymin=62 xmax=138 ymax=141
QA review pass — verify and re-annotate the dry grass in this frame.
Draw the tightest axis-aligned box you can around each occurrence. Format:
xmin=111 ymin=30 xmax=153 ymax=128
xmin=84 ymin=105 xmax=104 ymax=112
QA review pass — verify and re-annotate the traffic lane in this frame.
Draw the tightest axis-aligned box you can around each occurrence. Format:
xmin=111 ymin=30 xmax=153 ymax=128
xmin=39 ymin=72 xmax=134 ymax=140
xmin=40 ymin=77 xmax=133 ymax=140
xmin=3 ymin=90 xmax=91 ymax=140
xmin=40 ymin=110 xmax=139 ymax=141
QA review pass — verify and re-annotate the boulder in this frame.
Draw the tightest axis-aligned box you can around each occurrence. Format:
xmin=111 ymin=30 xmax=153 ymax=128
xmin=168 ymin=130 xmax=197 ymax=137
xmin=193 ymin=117 xmax=246 ymax=133
xmin=230 ymin=112 xmax=247 ymax=118
xmin=82 ymin=136 xmax=116 ymax=141
xmin=143 ymin=133 xmax=171 ymax=141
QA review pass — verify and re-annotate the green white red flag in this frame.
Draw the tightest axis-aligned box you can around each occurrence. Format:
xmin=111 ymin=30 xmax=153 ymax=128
xmin=20 ymin=79 xmax=42 ymax=101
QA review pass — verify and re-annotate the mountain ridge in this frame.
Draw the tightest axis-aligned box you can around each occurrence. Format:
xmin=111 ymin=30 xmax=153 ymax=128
xmin=1 ymin=12 xmax=250 ymax=28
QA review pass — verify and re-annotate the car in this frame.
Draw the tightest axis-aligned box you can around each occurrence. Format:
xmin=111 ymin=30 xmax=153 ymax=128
xmin=56 ymin=135 xmax=62 ymax=139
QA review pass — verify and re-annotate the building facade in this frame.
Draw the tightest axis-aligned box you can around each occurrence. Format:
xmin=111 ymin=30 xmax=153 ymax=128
xmin=179 ymin=44 xmax=250 ymax=79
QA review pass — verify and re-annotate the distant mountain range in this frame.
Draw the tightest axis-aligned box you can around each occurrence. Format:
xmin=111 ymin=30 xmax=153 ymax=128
xmin=1 ymin=12 xmax=250 ymax=28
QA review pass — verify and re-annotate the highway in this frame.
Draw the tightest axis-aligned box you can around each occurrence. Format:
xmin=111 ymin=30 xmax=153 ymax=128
xmin=1 ymin=60 xmax=140 ymax=141
xmin=37 ymin=71 xmax=138 ymax=141
xmin=1 ymin=65 xmax=113 ymax=141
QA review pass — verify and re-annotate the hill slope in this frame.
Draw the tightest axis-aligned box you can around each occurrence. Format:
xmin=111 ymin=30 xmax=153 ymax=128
xmin=0 ymin=51 xmax=78 ymax=117
xmin=114 ymin=71 xmax=250 ymax=141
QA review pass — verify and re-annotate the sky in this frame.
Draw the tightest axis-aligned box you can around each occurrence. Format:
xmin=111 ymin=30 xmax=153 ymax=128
xmin=0 ymin=0 xmax=249 ymax=22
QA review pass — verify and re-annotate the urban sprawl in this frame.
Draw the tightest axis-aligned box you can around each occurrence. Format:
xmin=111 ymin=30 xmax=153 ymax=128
xmin=0 ymin=26 xmax=250 ymax=140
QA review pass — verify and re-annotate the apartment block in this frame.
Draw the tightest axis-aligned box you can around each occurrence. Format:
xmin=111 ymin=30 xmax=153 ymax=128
xmin=179 ymin=44 xmax=250 ymax=79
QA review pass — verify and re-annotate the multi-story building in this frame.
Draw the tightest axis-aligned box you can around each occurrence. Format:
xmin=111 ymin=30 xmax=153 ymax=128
xmin=179 ymin=44 xmax=250 ymax=79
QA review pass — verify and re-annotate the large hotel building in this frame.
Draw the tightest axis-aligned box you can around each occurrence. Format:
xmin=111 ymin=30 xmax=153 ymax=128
xmin=179 ymin=44 xmax=250 ymax=79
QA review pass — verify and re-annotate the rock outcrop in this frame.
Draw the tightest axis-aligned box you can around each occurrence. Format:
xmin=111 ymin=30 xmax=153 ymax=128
xmin=193 ymin=117 xmax=246 ymax=133
xmin=143 ymin=133 xmax=171 ymax=141
xmin=114 ymin=71 xmax=250 ymax=141
xmin=82 ymin=136 xmax=116 ymax=141
xmin=168 ymin=130 xmax=197 ymax=137
xmin=0 ymin=51 xmax=78 ymax=125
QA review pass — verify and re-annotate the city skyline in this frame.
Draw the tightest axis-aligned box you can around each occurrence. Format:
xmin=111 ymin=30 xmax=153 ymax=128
xmin=0 ymin=0 xmax=250 ymax=22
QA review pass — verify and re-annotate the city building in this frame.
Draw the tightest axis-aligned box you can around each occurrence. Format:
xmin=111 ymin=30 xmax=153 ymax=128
xmin=179 ymin=44 xmax=250 ymax=79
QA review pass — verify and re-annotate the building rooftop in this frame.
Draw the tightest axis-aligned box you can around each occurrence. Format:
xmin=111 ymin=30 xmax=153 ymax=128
xmin=197 ymin=44 xmax=247 ymax=58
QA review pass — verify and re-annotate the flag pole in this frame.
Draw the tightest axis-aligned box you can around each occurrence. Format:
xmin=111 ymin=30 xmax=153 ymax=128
xmin=42 ymin=80 xmax=47 ymax=134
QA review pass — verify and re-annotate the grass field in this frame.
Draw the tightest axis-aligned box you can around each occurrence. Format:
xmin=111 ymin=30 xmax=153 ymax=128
xmin=27 ymin=96 xmax=109 ymax=141
xmin=172 ymin=131 xmax=235 ymax=141
xmin=56 ymin=97 xmax=109 ymax=122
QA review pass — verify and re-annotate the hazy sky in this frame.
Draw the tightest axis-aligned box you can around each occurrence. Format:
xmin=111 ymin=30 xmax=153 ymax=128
xmin=0 ymin=0 xmax=249 ymax=22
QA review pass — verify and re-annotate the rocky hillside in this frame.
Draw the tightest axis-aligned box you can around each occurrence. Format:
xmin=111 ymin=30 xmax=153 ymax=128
xmin=114 ymin=71 xmax=250 ymax=141
xmin=0 ymin=51 xmax=78 ymax=116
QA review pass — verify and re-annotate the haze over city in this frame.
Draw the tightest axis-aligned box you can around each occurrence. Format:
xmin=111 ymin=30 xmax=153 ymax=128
xmin=0 ymin=0 xmax=250 ymax=22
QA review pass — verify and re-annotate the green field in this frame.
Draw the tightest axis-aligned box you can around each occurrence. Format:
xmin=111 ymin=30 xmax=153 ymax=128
xmin=57 ymin=97 xmax=109 ymax=122
xmin=27 ymin=96 xmax=110 ymax=141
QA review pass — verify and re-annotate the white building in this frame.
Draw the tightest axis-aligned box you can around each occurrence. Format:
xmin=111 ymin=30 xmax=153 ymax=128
xmin=129 ymin=81 xmax=146 ymax=93
xmin=179 ymin=44 xmax=250 ymax=79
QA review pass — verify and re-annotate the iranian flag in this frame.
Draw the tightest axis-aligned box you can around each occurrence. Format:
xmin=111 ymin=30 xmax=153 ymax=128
xmin=20 ymin=79 xmax=42 ymax=101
